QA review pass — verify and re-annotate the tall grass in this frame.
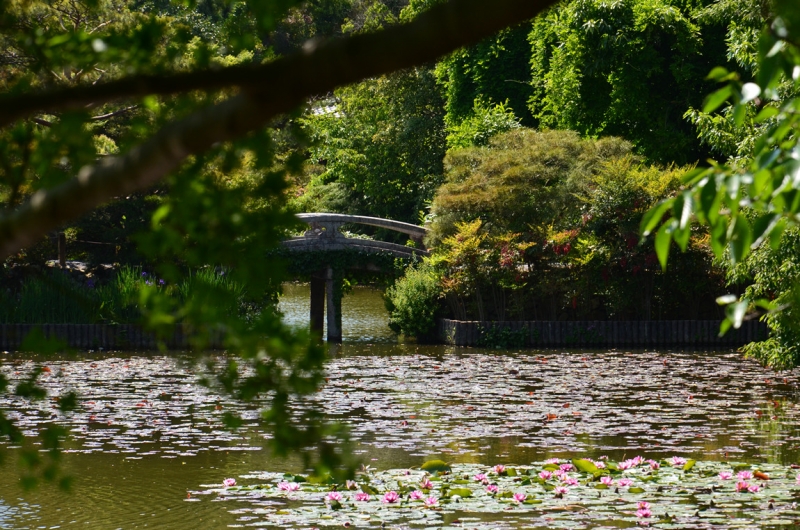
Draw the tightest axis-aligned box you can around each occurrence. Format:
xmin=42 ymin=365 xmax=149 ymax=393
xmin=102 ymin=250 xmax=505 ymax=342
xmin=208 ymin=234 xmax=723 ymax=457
xmin=0 ymin=266 xmax=254 ymax=324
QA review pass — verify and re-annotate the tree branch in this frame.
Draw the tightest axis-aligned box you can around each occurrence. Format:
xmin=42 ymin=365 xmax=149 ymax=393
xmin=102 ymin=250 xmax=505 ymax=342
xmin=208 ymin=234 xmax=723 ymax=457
xmin=0 ymin=0 xmax=558 ymax=260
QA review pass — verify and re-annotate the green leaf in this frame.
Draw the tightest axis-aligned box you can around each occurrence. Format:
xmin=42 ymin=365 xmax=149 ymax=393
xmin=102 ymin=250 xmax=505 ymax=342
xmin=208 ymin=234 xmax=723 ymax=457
xmin=640 ymin=199 xmax=674 ymax=237
xmin=703 ymin=85 xmax=733 ymax=113
xmin=655 ymin=221 xmax=675 ymax=271
xmin=572 ymin=458 xmax=599 ymax=474
xmin=751 ymin=213 xmax=781 ymax=248
xmin=628 ymin=487 xmax=646 ymax=493
xmin=447 ymin=488 xmax=472 ymax=498
xmin=683 ymin=460 xmax=697 ymax=472
xmin=706 ymin=66 xmax=730 ymax=81
xmin=755 ymin=106 xmax=779 ymax=122
xmin=728 ymin=216 xmax=753 ymax=263
xmin=733 ymin=104 xmax=747 ymax=127
xmin=421 ymin=460 xmax=451 ymax=473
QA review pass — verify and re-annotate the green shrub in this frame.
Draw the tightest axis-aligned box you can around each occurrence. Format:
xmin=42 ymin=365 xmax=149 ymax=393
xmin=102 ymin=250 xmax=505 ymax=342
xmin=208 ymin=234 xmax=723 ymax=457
xmin=385 ymin=262 xmax=442 ymax=341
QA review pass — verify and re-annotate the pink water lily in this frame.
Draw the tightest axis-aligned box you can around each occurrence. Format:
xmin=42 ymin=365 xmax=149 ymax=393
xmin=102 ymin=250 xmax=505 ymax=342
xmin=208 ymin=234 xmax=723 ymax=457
xmin=346 ymin=480 xmax=358 ymax=490
xmin=647 ymin=459 xmax=660 ymax=470
xmin=595 ymin=461 xmax=606 ymax=469
xmin=539 ymin=470 xmax=553 ymax=480
xmin=513 ymin=492 xmax=526 ymax=503
xmin=553 ymin=469 xmax=565 ymax=477
xmin=632 ymin=456 xmax=645 ymax=466
xmin=222 ymin=478 xmax=236 ymax=488
xmin=420 ymin=478 xmax=434 ymax=489
xmin=670 ymin=456 xmax=687 ymax=467
xmin=409 ymin=490 xmax=424 ymax=500
xmin=424 ymin=496 xmax=438 ymax=506
xmin=736 ymin=481 xmax=750 ymax=492
xmin=553 ymin=486 xmax=568 ymax=495
xmin=600 ymin=476 xmax=613 ymax=486
xmin=748 ymin=484 xmax=760 ymax=493
xmin=737 ymin=470 xmax=753 ymax=480
xmin=486 ymin=484 xmax=499 ymax=494
xmin=636 ymin=508 xmax=652 ymax=518
xmin=278 ymin=481 xmax=300 ymax=491
xmin=619 ymin=459 xmax=635 ymax=470
xmin=327 ymin=491 xmax=343 ymax=502
xmin=545 ymin=458 xmax=560 ymax=464
xmin=718 ymin=471 xmax=733 ymax=480
xmin=562 ymin=476 xmax=579 ymax=486
xmin=638 ymin=501 xmax=650 ymax=510
xmin=473 ymin=473 xmax=488 ymax=483
xmin=354 ymin=492 xmax=370 ymax=502
xmin=618 ymin=478 xmax=633 ymax=487
xmin=493 ymin=465 xmax=506 ymax=474
xmin=560 ymin=463 xmax=574 ymax=472
xmin=382 ymin=491 xmax=400 ymax=503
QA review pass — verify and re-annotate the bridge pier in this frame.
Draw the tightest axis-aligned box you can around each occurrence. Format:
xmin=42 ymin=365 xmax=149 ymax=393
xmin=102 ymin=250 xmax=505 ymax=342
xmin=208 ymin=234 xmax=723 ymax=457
xmin=310 ymin=272 xmax=325 ymax=339
xmin=326 ymin=266 xmax=342 ymax=343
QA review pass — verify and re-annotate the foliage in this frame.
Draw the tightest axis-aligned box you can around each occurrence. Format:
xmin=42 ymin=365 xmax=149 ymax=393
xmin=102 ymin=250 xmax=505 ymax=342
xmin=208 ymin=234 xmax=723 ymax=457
xmin=384 ymin=261 xmax=442 ymax=341
xmin=298 ymin=66 xmax=446 ymax=225
xmin=445 ymin=98 xmax=520 ymax=150
xmin=642 ymin=0 xmax=800 ymax=368
xmin=476 ymin=324 xmax=526 ymax=348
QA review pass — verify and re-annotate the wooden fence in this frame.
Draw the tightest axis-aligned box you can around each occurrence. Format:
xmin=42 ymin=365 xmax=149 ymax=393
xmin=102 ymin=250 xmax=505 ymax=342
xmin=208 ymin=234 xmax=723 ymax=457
xmin=0 ymin=324 xmax=224 ymax=351
xmin=437 ymin=319 xmax=768 ymax=348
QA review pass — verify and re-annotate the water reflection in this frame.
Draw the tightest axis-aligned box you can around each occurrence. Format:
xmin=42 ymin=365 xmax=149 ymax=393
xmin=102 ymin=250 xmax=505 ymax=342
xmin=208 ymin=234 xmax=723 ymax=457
xmin=0 ymin=286 xmax=799 ymax=528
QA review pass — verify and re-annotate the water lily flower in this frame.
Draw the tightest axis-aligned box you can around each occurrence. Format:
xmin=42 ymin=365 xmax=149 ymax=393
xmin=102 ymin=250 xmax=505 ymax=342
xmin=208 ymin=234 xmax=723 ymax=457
xmin=424 ymin=496 xmax=438 ymax=506
xmin=545 ymin=458 xmax=560 ymax=464
xmin=222 ymin=478 xmax=236 ymax=488
xmin=718 ymin=471 xmax=733 ymax=480
xmin=632 ymin=456 xmax=645 ymax=466
xmin=736 ymin=481 xmax=750 ymax=492
xmin=619 ymin=459 xmax=635 ymax=470
xmin=638 ymin=501 xmax=650 ymax=510
xmin=513 ymin=492 xmax=527 ymax=503
xmin=670 ymin=456 xmax=687 ymax=467
xmin=473 ymin=473 xmax=488 ymax=482
xmin=598 ymin=455 xmax=609 ymax=460
xmin=600 ymin=476 xmax=613 ymax=486
xmin=327 ymin=491 xmax=343 ymax=502
xmin=493 ymin=465 xmax=506 ymax=474
xmin=539 ymin=471 xmax=553 ymax=480
xmin=346 ymin=480 xmax=358 ymax=490
xmin=747 ymin=484 xmax=760 ymax=493
xmin=553 ymin=486 xmax=568 ymax=495
xmin=618 ymin=478 xmax=633 ymax=487
xmin=409 ymin=490 xmax=424 ymax=500
xmin=486 ymin=484 xmax=499 ymax=494
xmin=553 ymin=469 xmax=565 ymax=477
xmin=354 ymin=492 xmax=370 ymax=502
xmin=382 ymin=491 xmax=400 ymax=503
xmin=636 ymin=508 xmax=652 ymax=518
xmin=737 ymin=470 xmax=753 ymax=480
xmin=647 ymin=459 xmax=660 ymax=470
xmin=560 ymin=463 xmax=574 ymax=472
xmin=562 ymin=477 xmax=579 ymax=486
xmin=595 ymin=461 xmax=606 ymax=469
xmin=420 ymin=478 xmax=434 ymax=489
xmin=278 ymin=482 xmax=300 ymax=492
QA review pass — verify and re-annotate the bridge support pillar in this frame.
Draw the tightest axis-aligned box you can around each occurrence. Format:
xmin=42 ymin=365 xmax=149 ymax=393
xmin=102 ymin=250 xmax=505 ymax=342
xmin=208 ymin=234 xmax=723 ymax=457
xmin=326 ymin=266 xmax=342 ymax=343
xmin=309 ymin=271 xmax=325 ymax=340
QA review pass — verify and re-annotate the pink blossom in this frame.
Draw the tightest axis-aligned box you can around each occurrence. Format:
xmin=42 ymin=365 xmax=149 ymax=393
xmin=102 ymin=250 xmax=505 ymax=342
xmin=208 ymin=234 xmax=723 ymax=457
xmin=553 ymin=469 xmax=565 ymax=477
xmin=747 ymin=484 xmax=760 ymax=493
xmin=486 ymin=484 xmax=499 ymax=494
xmin=562 ymin=476 xmax=579 ymax=486
xmin=636 ymin=508 xmax=652 ymax=518
xmin=600 ymin=476 xmax=613 ymax=486
xmin=736 ymin=481 xmax=750 ymax=492
xmin=670 ymin=456 xmax=687 ymax=467
xmin=560 ymin=463 xmax=574 ymax=472
xmin=424 ymin=496 xmax=438 ymax=506
xmin=647 ymin=460 xmax=660 ymax=470
xmin=638 ymin=501 xmax=650 ymax=510
xmin=420 ymin=479 xmax=434 ymax=489
xmin=632 ymin=456 xmax=645 ymax=466
xmin=618 ymin=478 xmax=633 ymax=487
xmin=595 ymin=461 xmax=606 ymax=469
xmin=327 ymin=491 xmax=343 ymax=502
xmin=354 ymin=492 xmax=370 ymax=502
xmin=718 ymin=471 xmax=733 ymax=480
xmin=539 ymin=471 xmax=553 ymax=480
xmin=222 ymin=478 xmax=236 ymax=488
xmin=553 ymin=486 xmax=568 ymax=495
xmin=409 ymin=490 xmax=424 ymax=500
xmin=382 ymin=491 xmax=400 ymax=503
xmin=493 ymin=465 xmax=506 ymax=474
xmin=473 ymin=473 xmax=488 ymax=482
xmin=513 ymin=492 xmax=526 ymax=503
xmin=346 ymin=480 xmax=358 ymax=490
xmin=278 ymin=481 xmax=300 ymax=491
xmin=619 ymin=459 xmax=635 ymax=470
xmin=598 ymin=455 xmax=609 ymax=460
xmin=737 ymin=470 xmax=753 ymax=480
xmin=545 ymin=458 xmax=560 ymax=464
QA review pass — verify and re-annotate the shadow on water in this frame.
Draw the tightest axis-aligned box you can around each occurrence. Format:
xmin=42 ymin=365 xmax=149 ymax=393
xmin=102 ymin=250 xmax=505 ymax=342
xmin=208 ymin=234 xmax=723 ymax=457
xmin=1 ymin=284 xmax=800 ymax=527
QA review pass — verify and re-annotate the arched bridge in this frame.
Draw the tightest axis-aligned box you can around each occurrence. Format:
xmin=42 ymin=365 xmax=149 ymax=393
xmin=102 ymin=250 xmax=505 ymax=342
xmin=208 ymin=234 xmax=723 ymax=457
xmin=284 ymin=213 xmax=429 ymax=259
xmin=283 ymin=213 xmax=429 ymax=342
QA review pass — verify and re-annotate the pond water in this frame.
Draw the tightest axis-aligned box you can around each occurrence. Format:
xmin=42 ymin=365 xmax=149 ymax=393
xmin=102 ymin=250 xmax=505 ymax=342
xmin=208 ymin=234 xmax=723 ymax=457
xmin=0 ymin=284 xmax=799 ymax=528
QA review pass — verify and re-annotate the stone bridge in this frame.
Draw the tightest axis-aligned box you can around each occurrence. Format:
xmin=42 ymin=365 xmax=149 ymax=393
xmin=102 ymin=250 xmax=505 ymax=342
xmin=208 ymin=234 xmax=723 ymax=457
xmin=283 ymin=213 xmax=429 ymax=342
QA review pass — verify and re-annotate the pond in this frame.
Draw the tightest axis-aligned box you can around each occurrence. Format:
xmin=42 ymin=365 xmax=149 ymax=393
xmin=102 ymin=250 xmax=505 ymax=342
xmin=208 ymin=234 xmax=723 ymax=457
xmin=0 ymin=284 xmax=799 ymax=528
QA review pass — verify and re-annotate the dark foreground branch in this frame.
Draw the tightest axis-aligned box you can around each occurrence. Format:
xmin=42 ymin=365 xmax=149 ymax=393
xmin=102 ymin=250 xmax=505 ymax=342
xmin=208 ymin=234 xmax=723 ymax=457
xmin=0 ymin=0 xmax=558 ymax=260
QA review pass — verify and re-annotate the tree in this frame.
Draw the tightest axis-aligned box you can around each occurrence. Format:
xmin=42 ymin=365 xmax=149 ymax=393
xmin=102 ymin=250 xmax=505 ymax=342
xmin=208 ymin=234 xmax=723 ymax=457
xmin=0 ymin=0 xmax=561 ymax=485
